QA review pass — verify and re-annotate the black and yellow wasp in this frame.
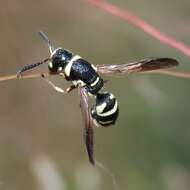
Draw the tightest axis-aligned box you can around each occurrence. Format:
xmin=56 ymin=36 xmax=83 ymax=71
xmin=17 ymin=31 xmax=179 ymax=165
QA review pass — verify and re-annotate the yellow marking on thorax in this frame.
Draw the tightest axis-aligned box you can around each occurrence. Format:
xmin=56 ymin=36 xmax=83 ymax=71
xmin=65 ymin=55 xmax=81 ymax=77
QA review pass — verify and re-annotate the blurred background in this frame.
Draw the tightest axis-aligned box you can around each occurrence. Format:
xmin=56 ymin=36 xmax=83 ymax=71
xmin=0 ymin=0 xmax=190 ymax=189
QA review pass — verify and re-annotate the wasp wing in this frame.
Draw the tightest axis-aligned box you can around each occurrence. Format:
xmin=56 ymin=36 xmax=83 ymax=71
xmin=97 ymin=57 xmax=179 ymax=75
xmin=79 ymin=87 xmax=94 ymax=165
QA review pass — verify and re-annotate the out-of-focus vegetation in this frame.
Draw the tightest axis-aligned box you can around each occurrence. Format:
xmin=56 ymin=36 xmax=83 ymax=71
xmin=0 ymin=0 xmax=190 ymax=190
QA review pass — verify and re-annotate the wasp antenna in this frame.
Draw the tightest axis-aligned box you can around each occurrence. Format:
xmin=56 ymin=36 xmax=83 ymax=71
xmin=16 ymin=58 xmax=50 ymax=78
xmin=38 ymin=31 xmax=55 ymax=54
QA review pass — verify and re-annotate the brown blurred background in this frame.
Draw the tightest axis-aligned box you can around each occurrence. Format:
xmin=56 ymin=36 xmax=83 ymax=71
xmin=0 ymin=0 xmax=190 ymax=190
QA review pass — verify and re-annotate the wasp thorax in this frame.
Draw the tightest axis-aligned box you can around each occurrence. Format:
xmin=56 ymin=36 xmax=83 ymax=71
xmin=48 ymin=48 xmax=73 ymax=73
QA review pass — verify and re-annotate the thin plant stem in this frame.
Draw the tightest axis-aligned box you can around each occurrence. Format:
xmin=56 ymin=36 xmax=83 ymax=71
xmin=147 ymin=70 xmax=190 ymax=79
xmin=0 ymin=73 xmax=50 ymax=82
xmin=1 ymin=69 xmax=190 ymax=83
xmin=95 ymin=160 xmax=120 ymax=190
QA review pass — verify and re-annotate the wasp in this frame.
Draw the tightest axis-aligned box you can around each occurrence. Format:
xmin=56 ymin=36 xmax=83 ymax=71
xmin=17 ymin=31 xmax=179 ymax=165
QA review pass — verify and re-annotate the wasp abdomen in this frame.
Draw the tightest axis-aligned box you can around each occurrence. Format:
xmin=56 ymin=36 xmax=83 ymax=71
xmin=91 ymin=92 xmax=119 ymax=127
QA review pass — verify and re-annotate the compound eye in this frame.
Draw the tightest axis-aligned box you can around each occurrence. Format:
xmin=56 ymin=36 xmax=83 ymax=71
xmin=48 ymin=49 xmax=64 ymax=72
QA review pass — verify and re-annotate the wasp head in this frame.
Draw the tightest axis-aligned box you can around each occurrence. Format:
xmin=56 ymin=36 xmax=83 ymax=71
xmin=48 ymin=48 xmax=73 ymax=73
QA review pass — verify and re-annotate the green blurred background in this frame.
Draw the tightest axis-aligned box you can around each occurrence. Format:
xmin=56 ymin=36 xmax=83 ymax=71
xmin=0 ymin=0 xmax=190 ymax=189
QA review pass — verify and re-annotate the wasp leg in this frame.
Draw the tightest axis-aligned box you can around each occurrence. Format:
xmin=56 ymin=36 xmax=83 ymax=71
xmin=65 ymin=85 xmax=77 ymax=93
xmin=41 ymin=74 xmax=76 ymax=94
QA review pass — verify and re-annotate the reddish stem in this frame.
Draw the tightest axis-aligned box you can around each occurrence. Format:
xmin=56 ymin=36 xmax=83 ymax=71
xmin=84 ymin=0 xmax=190 ymax=58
